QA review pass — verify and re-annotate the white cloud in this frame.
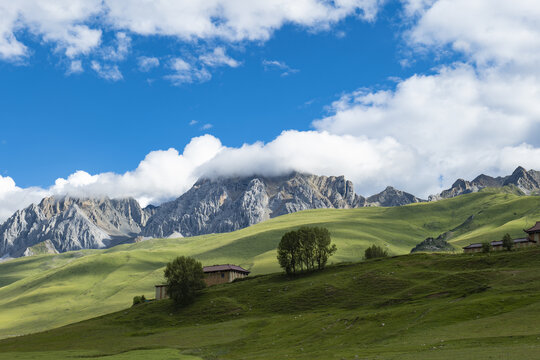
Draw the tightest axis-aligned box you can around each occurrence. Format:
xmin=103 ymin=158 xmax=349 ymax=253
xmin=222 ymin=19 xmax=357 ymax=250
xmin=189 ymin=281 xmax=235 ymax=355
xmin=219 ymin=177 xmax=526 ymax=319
xmin=91 ymin=61 xmax=123 ymax=81
xmin=313 ymin=63 xmax=540 ymax=194
xmin=137 ymin=56 xmax=160 ymax=72
xmin=262 ymin=59 xmax=299 ymax=76
xmin=0 ymin=175 xmax=48 ymax=222
xmin=201 ymin=123 xmax=213 ymax=130
xmin=165 ymin=58 xmax=211 ymax=85
xmin=189 ymin=120 xmax=198 ymax=126
xmin=66 ymin=60 xmax=83 ymax=74
xmin=404 ymin=0 xmax=540 ymax=69
xmin=102 ymin=32 xmax=131 ymax=61
xmin=200 ymin=47 xmax=240 ymax=68
xmin=0 ymin=0 xmax=382 ymax=63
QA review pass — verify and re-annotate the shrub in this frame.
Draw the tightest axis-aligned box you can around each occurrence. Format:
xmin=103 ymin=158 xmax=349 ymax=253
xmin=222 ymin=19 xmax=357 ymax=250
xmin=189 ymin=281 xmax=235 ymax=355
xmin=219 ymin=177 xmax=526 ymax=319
xmin=364 ymin=245 xmax=389 ymax=260
xmin=481 ymin=242 xmax=492 ymax=253
xmin=164 ymin=256 xmax=206 ymax=306
xmin=132 ymin=295 xmax=144 ymax=306
xmin=277 ymin=227 xmax=337 ymax=275
xmin=502 ymin=233 xmax=513 ymax=251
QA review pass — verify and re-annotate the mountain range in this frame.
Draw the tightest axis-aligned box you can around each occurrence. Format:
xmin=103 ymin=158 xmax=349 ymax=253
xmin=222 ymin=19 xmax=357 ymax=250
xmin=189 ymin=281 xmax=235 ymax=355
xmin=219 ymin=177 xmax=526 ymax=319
xmin=1 ymin=167 xmax=539 ymax=259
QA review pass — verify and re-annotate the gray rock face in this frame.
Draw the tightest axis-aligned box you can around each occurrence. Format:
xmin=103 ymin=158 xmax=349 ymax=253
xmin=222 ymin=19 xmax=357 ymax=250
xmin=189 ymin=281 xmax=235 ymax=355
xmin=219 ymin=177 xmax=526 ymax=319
xmin=142 ymin=173 xmax=367 ymax=238
xmin=0 ymin=196 xmax=152 ymax=257
xmin=429 ymin=167 xmax=540 ymax=200
xmin=367 ymin=186 xmax=425 ymax=207
xmin=410 ymin=237 xmax=455 ymax=253
xmin=502 ymin=166 xmax=540 ymax=194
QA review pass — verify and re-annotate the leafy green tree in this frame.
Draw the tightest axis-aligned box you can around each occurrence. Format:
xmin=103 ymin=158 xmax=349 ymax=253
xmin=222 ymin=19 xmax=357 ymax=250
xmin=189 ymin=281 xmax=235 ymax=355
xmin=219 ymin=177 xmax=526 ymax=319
xmin=364 ymin=245 xmax=388 ymax=260
xmin=502 ymin=233 xmax=513 ymax=251
xmin=164 ymin=256 xmax=206 ymax=306
xmin=312 ymin=227 xmax=337 ymax=270
xmin=277 ymin=230 xmax=300 ymax=275
xmin=277 ymin=227 xmax=336 ymax=275
xmin=481 ymin=241 xmax=492 ymax=253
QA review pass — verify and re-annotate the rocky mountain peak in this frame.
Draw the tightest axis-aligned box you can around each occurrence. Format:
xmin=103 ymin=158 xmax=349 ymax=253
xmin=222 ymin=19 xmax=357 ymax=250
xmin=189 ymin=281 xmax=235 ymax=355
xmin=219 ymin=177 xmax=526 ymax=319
xmin=142 ymin=172 xmax=367 ymax=239
xmin=0 ymin=195 xmax=153 ymax=258
xmin=367 ymin=186 xmax=424 ymax=207
xmin=430 ymin=166 xmax=540 ymax=200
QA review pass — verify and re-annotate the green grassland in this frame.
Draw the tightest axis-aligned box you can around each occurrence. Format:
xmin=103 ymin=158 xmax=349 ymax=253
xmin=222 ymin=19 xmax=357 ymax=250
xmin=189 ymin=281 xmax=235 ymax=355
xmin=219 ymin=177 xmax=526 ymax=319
xmin=3 ymin=248 xmax=540 ymax=359
xmin=0 ymin=190 xmax=539 ymax=341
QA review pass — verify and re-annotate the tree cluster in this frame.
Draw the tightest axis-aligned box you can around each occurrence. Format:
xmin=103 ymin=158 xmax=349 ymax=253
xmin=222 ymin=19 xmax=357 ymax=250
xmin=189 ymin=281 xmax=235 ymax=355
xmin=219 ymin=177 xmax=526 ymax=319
xmin=277 ymin=227 xmax=336 ymax=275
xmin=364 ymin=245 xmax=389 ymax=260
xmin=164 ymin=256 xmax=206 ymax=306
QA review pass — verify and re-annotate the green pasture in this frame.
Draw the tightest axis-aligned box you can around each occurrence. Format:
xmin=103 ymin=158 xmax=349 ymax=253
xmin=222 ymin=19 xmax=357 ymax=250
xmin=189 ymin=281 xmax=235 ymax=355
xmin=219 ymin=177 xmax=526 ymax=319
xmin=0 ymin=190 xmax=539 ymax=340
xmin=2 ymin=249 xmax=540 ymax=359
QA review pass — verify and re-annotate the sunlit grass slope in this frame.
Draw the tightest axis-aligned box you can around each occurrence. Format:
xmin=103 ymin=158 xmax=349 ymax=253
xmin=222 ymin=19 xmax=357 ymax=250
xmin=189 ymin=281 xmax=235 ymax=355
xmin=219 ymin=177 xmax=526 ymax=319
xmin=0 ymin=189 xmax=539 ymax=339
xmin=3 ymin=248 xmax=540 ymax=359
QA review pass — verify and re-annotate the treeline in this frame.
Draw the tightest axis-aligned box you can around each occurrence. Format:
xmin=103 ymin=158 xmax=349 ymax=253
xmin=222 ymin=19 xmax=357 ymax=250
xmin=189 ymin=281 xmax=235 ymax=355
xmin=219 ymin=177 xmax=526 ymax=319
xmin=277 ymin=227 xmax=337 ymax=275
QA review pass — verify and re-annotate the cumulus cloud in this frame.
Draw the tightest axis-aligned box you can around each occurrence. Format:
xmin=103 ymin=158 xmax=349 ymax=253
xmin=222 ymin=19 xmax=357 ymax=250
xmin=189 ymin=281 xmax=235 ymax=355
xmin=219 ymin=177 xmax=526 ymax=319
xmin=404 ymin=0 xmax=540 ymax=69
xmin=0 ymin=0 xmax=382 ymax=63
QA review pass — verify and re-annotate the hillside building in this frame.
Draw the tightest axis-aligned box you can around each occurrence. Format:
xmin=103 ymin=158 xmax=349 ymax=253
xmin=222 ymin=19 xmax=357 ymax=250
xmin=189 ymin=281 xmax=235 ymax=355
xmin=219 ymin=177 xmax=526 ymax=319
xmin=203 ymin=264 xmax=250 ymax=286
xmin=155 ymin=284 xmax=169 ymax=300
xmin=463 ymin=221 xmax=540 ymax=253
xmin=154 ymin=264 xmax=250 ymax=300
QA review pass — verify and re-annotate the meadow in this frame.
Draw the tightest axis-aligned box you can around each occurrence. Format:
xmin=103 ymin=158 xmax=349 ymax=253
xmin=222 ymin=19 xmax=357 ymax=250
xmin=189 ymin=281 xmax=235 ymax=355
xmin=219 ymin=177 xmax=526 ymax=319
xmin=2 ymin=248 xmax=540 ymax=359
xmin=0 ymin=189 xmax=539 ymax=341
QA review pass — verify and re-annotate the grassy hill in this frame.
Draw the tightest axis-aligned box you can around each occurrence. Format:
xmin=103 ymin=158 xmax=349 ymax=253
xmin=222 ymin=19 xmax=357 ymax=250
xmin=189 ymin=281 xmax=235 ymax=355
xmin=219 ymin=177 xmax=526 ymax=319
xmin=0 ymin=190 xmax=539 ymax=339
xmin=2 ymin=248 xmax=540 ymax=359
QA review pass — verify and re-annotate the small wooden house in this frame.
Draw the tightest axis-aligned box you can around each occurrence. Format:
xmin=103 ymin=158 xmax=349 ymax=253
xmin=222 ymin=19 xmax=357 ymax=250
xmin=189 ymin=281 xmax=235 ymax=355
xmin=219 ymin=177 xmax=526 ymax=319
xmin=153 ymin=264 xmax=250 ymax=300
xmin=525 ymin=221 xmax=540 ymax=243
xmin=203 ymin=264 xmax=250 ymax=286
xmin=155 ymin=284 xmax=169 ymax=300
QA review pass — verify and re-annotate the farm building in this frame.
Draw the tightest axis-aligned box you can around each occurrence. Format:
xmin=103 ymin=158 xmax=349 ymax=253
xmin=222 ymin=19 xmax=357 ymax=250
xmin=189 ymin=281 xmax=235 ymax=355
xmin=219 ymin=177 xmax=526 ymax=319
xmin=463 ymin=222 xmax=540 ymax=253
xmin=154 ymin=264 xmax=250 ymax=300
xmin=155 ymin=284 xmax=169 ymax=300
xmin=203 ymin=264 xmax=250 ymax=286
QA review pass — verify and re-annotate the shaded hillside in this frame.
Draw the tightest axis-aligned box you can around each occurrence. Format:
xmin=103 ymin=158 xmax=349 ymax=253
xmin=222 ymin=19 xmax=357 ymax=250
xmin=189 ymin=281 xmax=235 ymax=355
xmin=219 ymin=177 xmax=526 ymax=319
xmin=3 ymin=249 xmax=540 ymax=359
xmin=0 ymin=190 xmax=539 ymax=338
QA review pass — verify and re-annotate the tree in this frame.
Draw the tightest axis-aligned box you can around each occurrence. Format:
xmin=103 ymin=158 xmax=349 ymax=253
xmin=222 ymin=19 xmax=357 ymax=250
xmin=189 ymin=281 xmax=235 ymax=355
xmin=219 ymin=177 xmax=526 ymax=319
xmin=164 ymin=256 xmax=206 ymax=306
xmin=277 ymin=230 xmax=300 ymax=275
xmin=313 ymin=227 xmax=337 ymax=270
xmin=481 ymin=241 xmax=492 ymax=253
xmin=277 ymin=227 xmax=336 ymax=275
xmin=364 ymin=245 xmax=388 ymax=260
xmin=502 ymin=233 xmax=513 ymax=251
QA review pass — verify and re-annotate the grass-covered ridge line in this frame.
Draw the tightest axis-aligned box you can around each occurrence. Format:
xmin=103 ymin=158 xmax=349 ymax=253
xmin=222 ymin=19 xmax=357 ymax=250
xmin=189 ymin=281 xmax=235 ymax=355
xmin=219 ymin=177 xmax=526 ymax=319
xmin=3 ymin=249 xmax=540 ymax=359
xmin=0 ymin=190 xmax=539 ymax=339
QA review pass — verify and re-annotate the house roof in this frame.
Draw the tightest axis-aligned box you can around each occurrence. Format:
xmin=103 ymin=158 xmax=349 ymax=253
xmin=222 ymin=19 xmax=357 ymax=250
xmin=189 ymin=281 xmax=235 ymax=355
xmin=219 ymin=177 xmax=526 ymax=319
xmin=462 ymin=237 xmax=534 ymax=249
xmin=203 ymin=264 xmax=250 ymax=274
xmin=525 ymin=221 xmax=540 ymax=233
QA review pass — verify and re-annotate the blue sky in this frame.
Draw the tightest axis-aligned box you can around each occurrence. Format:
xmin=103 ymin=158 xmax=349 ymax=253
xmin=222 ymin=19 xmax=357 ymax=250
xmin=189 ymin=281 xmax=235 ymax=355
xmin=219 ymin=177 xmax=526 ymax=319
xmin=1 ymin=0 xmax=540 ymax=220
xmin=1 ymin=2 xmax=413 ymax=187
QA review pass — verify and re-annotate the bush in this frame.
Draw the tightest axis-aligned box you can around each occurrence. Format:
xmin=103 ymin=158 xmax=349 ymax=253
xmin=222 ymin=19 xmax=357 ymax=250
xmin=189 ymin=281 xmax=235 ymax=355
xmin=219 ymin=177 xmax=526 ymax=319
xmin=364 ymin=245 xmax=389 ymax=260
xmin=482 ymin=242 xmax=492 ymax=253
xmin=277 ymin=227 xmax=337 ymax=275
xmin=132 ymin=295 xmax=146 ymax=306
xmin=164 ymin=256 xmax=206 ymax=306
xmin=502 ymin=233 xmax=513 ymax=251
